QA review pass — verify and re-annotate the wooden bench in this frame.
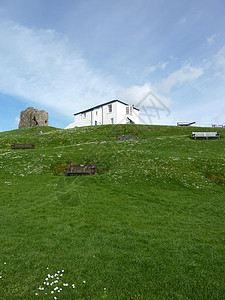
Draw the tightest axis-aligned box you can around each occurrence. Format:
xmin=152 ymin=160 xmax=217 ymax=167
xmin=65 ymin=164 xmax=96 ymax=176
xmin=192 ymin=132 xmax=220 ymax=140
xmin=11 ymin=143 xmax=35 ymax=149
xmin=117 ymin=135 xmax=137 ymax=141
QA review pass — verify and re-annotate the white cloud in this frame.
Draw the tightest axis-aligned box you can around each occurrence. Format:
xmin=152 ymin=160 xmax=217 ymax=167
xmin=0 ymin=20 xmax=120 ymax=117
xmin=15 ymin=116 xmax=20 ymax=127
xmin=178 ymin=17 xmax=187 ymax=25
xmin=147 ymin=61 xmax=169 ymax=73
xmin=207 ymin=34 xmax=216 ymax=45
xmin=117 ymin=83 xmax=171 ymax=106
xmin=117 ymin=83 xmax=173 ymax=125
xmin=0 ymin=20 xmax=174 ymax=126
xmin=157 ymin=63 xmax=203 ymax=93
xmin=213 ymin=46 xmax=225 ymax=80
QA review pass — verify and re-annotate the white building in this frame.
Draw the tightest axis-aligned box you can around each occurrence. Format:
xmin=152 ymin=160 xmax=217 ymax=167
xmin=66 ymin=100 xmax=139 ymax=128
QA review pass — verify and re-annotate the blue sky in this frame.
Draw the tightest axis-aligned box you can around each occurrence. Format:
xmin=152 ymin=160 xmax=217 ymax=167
xmin=0 ymin=0 xmax=225 ymax=131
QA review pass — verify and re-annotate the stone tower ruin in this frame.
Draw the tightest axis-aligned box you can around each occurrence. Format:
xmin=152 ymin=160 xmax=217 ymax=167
xmin=19 ymin=107 xmax=48 ymax=129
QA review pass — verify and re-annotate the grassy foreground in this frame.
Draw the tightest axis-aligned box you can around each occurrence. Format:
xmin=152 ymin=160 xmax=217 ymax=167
xmin=0 ymin=124 xmax=224 ymax=299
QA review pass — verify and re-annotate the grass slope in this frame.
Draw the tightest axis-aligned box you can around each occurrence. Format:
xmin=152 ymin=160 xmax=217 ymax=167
xmin=0 ymin=125 xmax=224 ymax=299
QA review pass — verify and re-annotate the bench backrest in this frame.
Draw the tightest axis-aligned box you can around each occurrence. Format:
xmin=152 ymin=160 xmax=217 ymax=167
xmin=192 ymin=132 xmax=218 ymax=137
xmin=68 ymin=164 xmax=96 ymax=174
xmin=11 ymin=143 xmax=35 ymax=149
xmin=117 ymin=135 xmax=137 ymax=141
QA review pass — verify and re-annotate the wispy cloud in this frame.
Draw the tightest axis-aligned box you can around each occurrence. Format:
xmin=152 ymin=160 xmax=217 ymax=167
xmin=178 ymin=17 xmax=187 ymax=25
xmin=213 ymin=46 xmax=225 ymax=80
xmin=147 ymin=61 xmax=169 ymax=73
xmin=157 ymin=63 xmax=203 ymax=93
xmin=0 ymin=20 xmax=174 ymax=125
xmin=14 ymin=116 xmax=20 ymax=127
xmin=206 ymin=34 xmax=217 ymax=45
xmin=0 ymin=20 xmax=120 ymax=117
xmin=117 ymin=83 xmax=173 ymax=125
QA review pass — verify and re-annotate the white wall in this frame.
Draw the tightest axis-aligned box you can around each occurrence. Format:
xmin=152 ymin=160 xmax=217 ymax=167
xmin=74 ymin=111 xmax=92 ymax=127
xmin=130 ymin=107 xmax=139 ymax=124
xmin=101 ymin=102 xmax=117 ymax=125
xmin=91 ymin=107 xmax=103 ymax=125
xmin=116 ymin=102 xmax=139 ymax=124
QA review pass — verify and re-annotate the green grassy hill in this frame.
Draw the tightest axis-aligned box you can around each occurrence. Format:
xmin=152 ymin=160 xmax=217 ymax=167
xmin=0 ymin=124 xmax=224 ymax=299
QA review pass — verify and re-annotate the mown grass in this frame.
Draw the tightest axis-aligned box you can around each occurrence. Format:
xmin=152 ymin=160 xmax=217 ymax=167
xmin=0 ymin=124 xmax=224 ymax=299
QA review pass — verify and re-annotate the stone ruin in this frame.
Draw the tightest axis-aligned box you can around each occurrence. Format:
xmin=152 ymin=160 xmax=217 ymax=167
xmin=19 ymin=107 xmax=48 ymax=129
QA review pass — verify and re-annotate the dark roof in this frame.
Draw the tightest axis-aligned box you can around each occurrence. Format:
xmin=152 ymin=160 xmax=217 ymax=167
xmin=74 ymin=99 xmax=139 ymax=116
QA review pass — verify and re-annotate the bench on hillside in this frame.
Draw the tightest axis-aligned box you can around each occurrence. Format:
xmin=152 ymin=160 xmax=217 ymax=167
xmin=192 ymin=132 xmax=220 ymax=140
xmin=65 ymin=164 xmax=96 ymax=176
xmin=212 ymin=124 xmax=225 ymax=128
xmin=117 ymin=135 xmax=137 ymax=141
xmin=11 ymin=143 xmax=35 ymax=149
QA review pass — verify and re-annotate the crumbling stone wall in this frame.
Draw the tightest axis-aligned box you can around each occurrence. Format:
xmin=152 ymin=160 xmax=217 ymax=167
xmin=19 ymin=107 xmax=48 ymax=129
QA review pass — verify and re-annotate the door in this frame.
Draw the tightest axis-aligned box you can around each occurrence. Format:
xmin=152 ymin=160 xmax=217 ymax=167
xmin=95 ymin=121 xmax=97 ymax=125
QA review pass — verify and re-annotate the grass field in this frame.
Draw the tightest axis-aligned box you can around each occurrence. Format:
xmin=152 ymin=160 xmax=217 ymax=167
xmin=0 ymin=124 xmax=224 ymax=299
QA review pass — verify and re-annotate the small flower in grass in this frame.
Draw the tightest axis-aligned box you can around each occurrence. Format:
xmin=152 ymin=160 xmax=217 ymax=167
xmin=72 ymin=284 xmax=75 ymax=289
xmin=0 ymin=276 xmax=2 ymax=279
xmin=35 ymin=292 xmax=38 ymax=296
xmin=83 ymin=280 xmax=86 ymax=284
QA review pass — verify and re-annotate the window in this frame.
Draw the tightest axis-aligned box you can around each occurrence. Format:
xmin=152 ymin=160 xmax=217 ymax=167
xmin=96 ymin=111 xmax=98 ymax=116
xmin=126 ymin=106 xmax=133 ymax=115
xmin=108 ymin=104 xmax=112 ymax=113
xmin=83 ymin=112 xmax=86 ymax=119
xmin=111 ymin=118 xmax=114 ymax=124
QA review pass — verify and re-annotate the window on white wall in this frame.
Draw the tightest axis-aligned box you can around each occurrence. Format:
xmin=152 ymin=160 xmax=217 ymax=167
xmin=126 ymin=106 xmax=133 ymax=115
xmin=96 ymin=111 xmax=98 ymax=116
xmin=108 ymin=104 xmax=112 ymax=113
xmin=111 ymin=118 xmax=114 ymax=124
xmin=83 ymin=112 xmax=86 ymax=119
